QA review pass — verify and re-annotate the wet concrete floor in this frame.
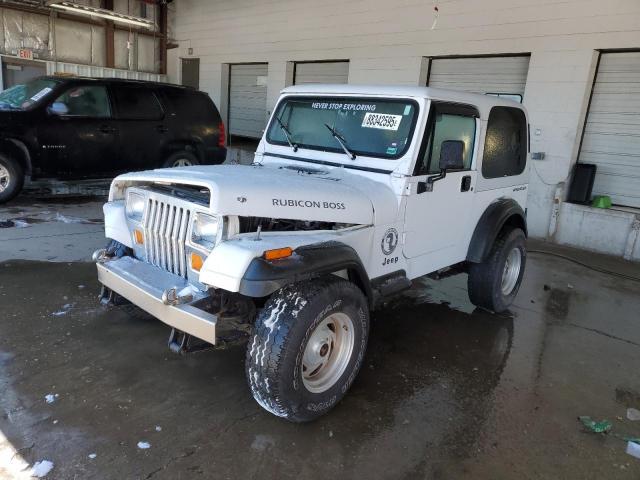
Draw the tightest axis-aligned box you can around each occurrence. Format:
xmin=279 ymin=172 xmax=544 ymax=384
xmin=0 ymin=251 xmax=639 ymax=479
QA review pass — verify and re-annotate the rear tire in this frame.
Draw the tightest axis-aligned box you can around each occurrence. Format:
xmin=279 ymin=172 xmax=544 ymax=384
xmin=246 ymin=277 xmax=369 ymax=422
xmin=0 ymin=153 xmax=24 ymax=204
xmin=468 ymin=227 xmax=526 ymax=313
xmin=162 ymin=151 xmax=198 ymax=168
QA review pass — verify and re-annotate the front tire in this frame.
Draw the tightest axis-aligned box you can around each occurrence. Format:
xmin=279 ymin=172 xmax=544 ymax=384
xmin=0 ymin=153 xmax=24 ymax=204
xmin=468 ymin=227 xmax=526 ymax=313
xmin=246 ymin=277 xmax=369 ymax=422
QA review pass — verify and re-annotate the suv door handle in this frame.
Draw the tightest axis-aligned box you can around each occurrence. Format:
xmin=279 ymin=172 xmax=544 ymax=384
xmin=155 ymin=125 xmax=169 ymax=133
xmin=98 ymin=125 xmax=117 ymax=134
xmin=461 ymin=175 xmax=472 ymax=192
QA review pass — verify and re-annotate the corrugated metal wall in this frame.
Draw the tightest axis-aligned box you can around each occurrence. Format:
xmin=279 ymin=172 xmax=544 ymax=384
xmin=579 ymin=52 xmax=640 ymax=208
xmin=428 ymin=56 xmax=530 ymax=98
xmin=229 ymin=63 xmax=268 ymax=138
xmin=294 ymin=61 xmax=349 ymax=85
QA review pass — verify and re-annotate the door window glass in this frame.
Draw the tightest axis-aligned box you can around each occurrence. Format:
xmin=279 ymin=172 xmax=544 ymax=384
xmin=482 ymin=107 xmax=527 ymax=178
xmin=416 ymin=112 xmax=476 ymax=175
xmin=53 ymin=85 xmax=111 ymax=118
xmin=112 ymin=87 xmax=163 ymax=120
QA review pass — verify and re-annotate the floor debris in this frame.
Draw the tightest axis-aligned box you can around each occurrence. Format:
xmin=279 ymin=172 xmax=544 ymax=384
xmin=627 ymin=408 xmax=640 ymax=421
xmin=137 ymin=441 xmax=151 ymax=449
xmin=155 ymin=425 xmax=162 ymax=432
xmin=30 ymin=460 xmax=54 ymax=477
xmin=626 ymin=441 xmax=640 ymax=460
xmin=88 ymin=453 xmax=97 ymax=459
xmin=578 ymin=416 xmax=612 ymax=434
xmin=44 ymin=394 xmax=59 ymax=404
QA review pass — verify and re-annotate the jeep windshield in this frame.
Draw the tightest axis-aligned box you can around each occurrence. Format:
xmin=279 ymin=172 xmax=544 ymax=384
xmin=0 ymin=78 xmax=60 ymax=111
xmin=266 ymin=97 xmax=418 ymax=159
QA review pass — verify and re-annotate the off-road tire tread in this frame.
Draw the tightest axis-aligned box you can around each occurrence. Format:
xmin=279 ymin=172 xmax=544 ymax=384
xmin=246 ymin=276 xmax=367 ymax=422
xmin=468 ymin=227 xmax=526 ymax=313
xmin=0 ymin=153 xmax=24 ymax=204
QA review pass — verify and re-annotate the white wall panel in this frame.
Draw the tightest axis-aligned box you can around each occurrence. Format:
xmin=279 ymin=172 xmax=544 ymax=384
xmin=54 ymin=18 xmax=92 ymax=64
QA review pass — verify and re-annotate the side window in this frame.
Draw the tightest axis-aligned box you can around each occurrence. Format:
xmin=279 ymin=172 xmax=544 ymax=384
xmin=416 ymin=108 xmax=476 ymax=176
xmin=112 ymin=87 xmax=163 ymax=120
xmin=53 ymin=85 xmax=111 ymax=118
xmin=482 ymin=106 xmax=527 ymax=178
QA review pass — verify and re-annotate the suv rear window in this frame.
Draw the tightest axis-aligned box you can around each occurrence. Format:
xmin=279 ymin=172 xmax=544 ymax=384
xmin=482 ymin=106 xmax=527 ymax=178
xmin=266 ymin=97 xmax=418 ymax=159
xmin=112 ymin=87 xmax=163 ymax=120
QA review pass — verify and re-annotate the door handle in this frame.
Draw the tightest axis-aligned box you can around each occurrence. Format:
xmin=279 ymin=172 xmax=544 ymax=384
xmin=155 ymin=125 xmax=169 ymax=133
xmin=98 ymin=125 xmax=117 ymax=134
xmin=461 ymin=175 xmax=472 ymax=192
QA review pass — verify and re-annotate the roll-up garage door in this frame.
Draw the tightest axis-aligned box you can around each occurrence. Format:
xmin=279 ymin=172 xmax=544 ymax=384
xmin=428 ymin=56 xmax=530 ymax=101
xmin=229 ymin=63 xmax=268 ymax=138
xmin=578 ymin=52 xmax=640 ymax=208
xmin=294 ymin=61 xmax=349 ymax=85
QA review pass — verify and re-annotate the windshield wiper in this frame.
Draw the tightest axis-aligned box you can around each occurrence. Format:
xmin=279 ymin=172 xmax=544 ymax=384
xmin=275 ymin=116 xmax=298 ymax=152
xmin=324 ymin=123 xmax=356 ymax=160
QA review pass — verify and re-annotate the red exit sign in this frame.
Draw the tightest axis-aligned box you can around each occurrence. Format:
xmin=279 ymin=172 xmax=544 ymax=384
xmin=18 ymin=49 xmax=33 ymax=60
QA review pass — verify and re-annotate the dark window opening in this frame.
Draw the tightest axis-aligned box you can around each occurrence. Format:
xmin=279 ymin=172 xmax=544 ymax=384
xmin=482 ymin=106 xmax=527 ymax=178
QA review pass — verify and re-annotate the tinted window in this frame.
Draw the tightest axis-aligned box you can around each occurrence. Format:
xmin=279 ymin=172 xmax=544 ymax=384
xmin=112 ymin=86 xmax=163 ymax=120
xmin=53 ymin=85 xmax=111 ymax=118
xmin=267 ymin=97 xmax=418 ymax=159
xmin=0 ymin=78 xmax=61 ymax=110
xmin=162 ymin=89 xmax=216 ymax=122
xmin=482 ymin=107 xmax=527 ymax=178
xmin=416 ymin=112 xmax=476 ymax=175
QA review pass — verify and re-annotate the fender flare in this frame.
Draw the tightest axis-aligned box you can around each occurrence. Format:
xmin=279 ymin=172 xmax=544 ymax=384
xmin=238 ymin=241 xmax=373 ymax=305
xmin=466 ymin=198 xmax=527 ymax=263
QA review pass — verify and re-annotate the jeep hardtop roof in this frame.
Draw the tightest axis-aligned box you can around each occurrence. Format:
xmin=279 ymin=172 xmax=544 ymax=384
xmin=280 ymin=84 xmax=525 ymax=119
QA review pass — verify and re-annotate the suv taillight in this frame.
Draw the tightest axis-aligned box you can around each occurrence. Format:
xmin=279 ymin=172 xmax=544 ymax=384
xmin=218 ymin=121 xmax=226 ymax=147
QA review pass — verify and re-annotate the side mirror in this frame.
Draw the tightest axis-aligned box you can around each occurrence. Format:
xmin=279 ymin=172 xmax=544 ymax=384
xmin=438 ymin=140 xmax=465 ymax=171
xmin=48 ymin=102 xmax=69 ymax=116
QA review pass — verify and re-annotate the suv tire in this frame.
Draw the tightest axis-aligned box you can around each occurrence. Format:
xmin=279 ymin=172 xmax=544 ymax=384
xmin=163 ymin=151 xmax=199 ymax=168
xmin=246 ymin=277 xmax=369 ymax=422
xmin=0 ymin=153 xmax=24 ymax=204
xmin=468 ymin=227 xmax=526 ymax=313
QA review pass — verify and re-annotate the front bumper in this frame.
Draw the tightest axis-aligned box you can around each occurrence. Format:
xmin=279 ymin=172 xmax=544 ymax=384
xmin=96 ymin=256 xmax=218 ymax=344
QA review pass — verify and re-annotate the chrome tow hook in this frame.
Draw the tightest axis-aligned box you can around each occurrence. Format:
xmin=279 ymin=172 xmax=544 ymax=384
xmin=92 ymin=248 xmax=108 ymax=263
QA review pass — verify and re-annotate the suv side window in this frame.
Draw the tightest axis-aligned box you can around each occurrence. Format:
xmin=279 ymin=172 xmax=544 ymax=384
xmin=415 ymin=104 xmax=477 ymax=176
xmin=53 ymin=85 xmax=111 ymax=118
xmin=482 ymin=106 xmax=527 ymax=178
xmin=112 ymin=86 xmax=163 ymax=120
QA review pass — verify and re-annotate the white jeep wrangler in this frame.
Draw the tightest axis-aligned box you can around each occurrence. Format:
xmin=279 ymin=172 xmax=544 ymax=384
xmin=95 ymin=85 xmax=530 ymax=422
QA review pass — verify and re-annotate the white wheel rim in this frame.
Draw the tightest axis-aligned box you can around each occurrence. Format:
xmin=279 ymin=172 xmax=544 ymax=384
xmin=172 ymin=158 xmax=193 ymax=167
xmin=501 ymin=247 xmax=522 ymax=295
xmin=0 ymin=165 xmax=10 ymax=193
xmin=302 ymin=312 xmax=355 ymax=394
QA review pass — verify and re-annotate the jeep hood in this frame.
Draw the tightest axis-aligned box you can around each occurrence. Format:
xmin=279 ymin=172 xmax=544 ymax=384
xmin=111 ymin=164 xmax=399 ymax=225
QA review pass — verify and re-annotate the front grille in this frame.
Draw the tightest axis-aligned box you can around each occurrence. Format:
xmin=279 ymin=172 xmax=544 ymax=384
xmin=143 ymin=198 xmax=192 ymax=278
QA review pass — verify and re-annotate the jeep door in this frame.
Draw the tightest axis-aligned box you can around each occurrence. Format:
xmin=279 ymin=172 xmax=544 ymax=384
xmin=403 ymin=102 xmax=479 ymax=271
xmin=110 ymin=85 xmax=166 ymax=171
xmin=38 ymin=83 xmax=120 ymax=177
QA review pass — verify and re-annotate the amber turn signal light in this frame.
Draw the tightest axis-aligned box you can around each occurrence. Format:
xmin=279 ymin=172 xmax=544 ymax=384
xmin=191 ymin=252 xmax=204 ymax=271
xmin=133 ymin=229 xmax=144 ymax=245
xmin=263 ymin=247 xmax=293 ymax=261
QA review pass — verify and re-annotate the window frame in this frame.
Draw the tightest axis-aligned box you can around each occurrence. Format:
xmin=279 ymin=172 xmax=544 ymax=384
xmin=110 ymin=85 xmax=165 ymax=121
xmin=481 ymin=105 xmax=528 ymax=179
xmin=413 ymin=101 xmax=479 ymax=177
xmin=265 ymin=95 xmax=421 ymax=160
xmin=49 ymin=83 xmax=113 ymax=119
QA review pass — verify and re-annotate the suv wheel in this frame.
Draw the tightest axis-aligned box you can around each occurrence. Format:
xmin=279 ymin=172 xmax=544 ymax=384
xmin=246 ymin=277 xmax=369 ymax=422
xmin=0 ymin=153 xmax=24 ymax=204
xmin=163 ymin=151 xmax=199 ymax=168
xmin=468 ymin=227 xmax=526 ymax=313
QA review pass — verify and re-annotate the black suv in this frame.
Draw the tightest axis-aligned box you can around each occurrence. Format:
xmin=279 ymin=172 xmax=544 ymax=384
xmin=0 ymin=76 xmax=226 ymax=203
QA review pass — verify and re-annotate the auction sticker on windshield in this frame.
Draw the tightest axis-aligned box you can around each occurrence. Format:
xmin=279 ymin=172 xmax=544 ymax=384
xmin=30 ymin=87 xmax=52 ymax=102
xmin=361 ymin=112 xmax=402 ymax=131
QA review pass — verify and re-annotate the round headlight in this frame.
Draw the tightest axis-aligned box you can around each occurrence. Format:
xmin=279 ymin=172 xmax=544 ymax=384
xmin=191 ymin=213 xmax=220 ymax=249
xmin=126 ymin=191 xmax=145 ymax=221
